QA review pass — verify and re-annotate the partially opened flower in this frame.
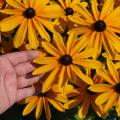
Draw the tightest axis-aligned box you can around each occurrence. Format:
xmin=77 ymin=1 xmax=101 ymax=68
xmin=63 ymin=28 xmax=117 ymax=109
xmin=89 ymin=59 xmax=120 ymax=116
xmin=33 ymin=32 xmax=103 ymax=93
xmin=68 ymin=0 xmax=120 ymax=59
xmin=0 ymin=0 xmax=63 ymax=49
xmin=22 ymin=83 xmax=67 ymax=120
xmin=64 ymin=69 xmax=105 ymax=118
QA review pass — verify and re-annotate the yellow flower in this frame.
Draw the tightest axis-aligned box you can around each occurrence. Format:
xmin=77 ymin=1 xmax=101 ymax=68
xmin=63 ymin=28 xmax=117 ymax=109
xmin=22 ymin=84 xmax=67 ymax=120
xmin=57 ymin=0 xmax=87 ymax=21
xmin=0 ymin=0 xmax=63 ymax=49
xmin=53 ymin=0 xmax=88 ymax=33
xmin=89 ymin=59 xmax=120 ymax=116
xmin=68 ymin=0 xmax=120 ymax=59
xmin=33 ymin=32 xmax=103 ymax=93
xmin=64 ymin=69 xmax=105 ymax=118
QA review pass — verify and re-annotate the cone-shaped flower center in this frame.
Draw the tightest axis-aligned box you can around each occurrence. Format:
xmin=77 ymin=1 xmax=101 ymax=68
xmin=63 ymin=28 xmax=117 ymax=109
xmin=59 ymin=55 xmax=72 ymax=66
xmin=65 ymin=8 xmax=74 ymax=16
xmin=23 ymin=8 xmax=35 ymax=18
xmin=93 ymin=20 xmax=106 ymax=32
xmin=115 ymin=83 xmax=120 ymax=93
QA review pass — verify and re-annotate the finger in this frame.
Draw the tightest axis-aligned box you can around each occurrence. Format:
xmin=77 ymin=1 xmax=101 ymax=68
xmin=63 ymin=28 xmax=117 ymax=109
xmin=18 ymin=74 xmax=44 ymax=88
xmin=15 ymin=61 xmax=36 ymax=76
xmin=16 ymin=86 xmax=35 ymax=102
xmin=5 ymin=51 xmax=39 ymax=66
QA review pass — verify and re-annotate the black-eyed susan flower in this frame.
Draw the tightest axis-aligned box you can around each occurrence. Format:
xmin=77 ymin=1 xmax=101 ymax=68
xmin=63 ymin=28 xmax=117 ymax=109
xmin=22 ymin=83 xmax=67 ymax=120
xmin=64 ymin=69 xmax=105 ymax=118
xmin=89 ymin=59 xmax=120 ymax=116
xmin=53 ymin=0 xmax=88 ymax=33
xmin=68 ymin=0 xmax=120 ymax=59
xmin=57 ymin=0 xmax=87 ymax=21
xmin=32 ymin=32 xmax=103 ymax=93
xmin=0 ymin=0 xmax=63 ymax=49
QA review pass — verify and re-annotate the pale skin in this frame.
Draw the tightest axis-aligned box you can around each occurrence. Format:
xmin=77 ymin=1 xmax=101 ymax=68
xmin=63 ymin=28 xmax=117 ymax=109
xmin=0 ymin=51 xmax=41 ymax=114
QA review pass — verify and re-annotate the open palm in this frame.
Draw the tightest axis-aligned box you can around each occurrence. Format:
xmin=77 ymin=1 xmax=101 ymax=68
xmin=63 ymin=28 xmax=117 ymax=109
xmin=0 ymin=51 xmax=41 ymax=113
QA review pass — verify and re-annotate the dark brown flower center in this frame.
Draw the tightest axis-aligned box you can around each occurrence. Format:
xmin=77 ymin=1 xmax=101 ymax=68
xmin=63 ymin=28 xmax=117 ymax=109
xmin=23 ymin=8 xmax=35 ymax=18
xmin=59 ymin=55 xmax=72 ymax=66
xmin=114 ymin=83 xmax=120 ymax=93
xmin=65 ymin=8 xmax=74 ymax=16
xmin=38 ymin=92 xmax=47 ymax=97
xmin=93 ymin=20 xmax=106 ymax=32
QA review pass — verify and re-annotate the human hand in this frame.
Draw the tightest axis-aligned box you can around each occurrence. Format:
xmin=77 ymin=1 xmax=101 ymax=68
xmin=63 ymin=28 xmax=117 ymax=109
xmin=0 ymin=51 xmax=41 ymax=114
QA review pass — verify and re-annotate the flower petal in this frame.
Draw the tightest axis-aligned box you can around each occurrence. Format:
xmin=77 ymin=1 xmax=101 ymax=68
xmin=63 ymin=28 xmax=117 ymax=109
xmin=6 ymin=0 xmax=25 ymax=10
xmin=47 ymin=98 xmax=65 ymax=112
xmin=73 ymin=48 xmax=97 ymax=59
xmin=73 ymin=59 xmax=103 ymax=69
xmin=104 ymin=93 xmax=117 ymax=111
xmin=42 ymin=67 xmax=60 ymax=93
xmin=29 ymin=0 xmax=36 ymax=7
xmin=116 ymin=96 xmax=120 ymax=116
xmin=70 ymin=65 xmax=93 ymax=85
xmin=0 ymin=15 xmax=23 ymax=32
xmin=102 ymin=32 xmax=115 ymax=59
xmin=43 ymin=98 xmax=51 ymax=120
xmin=68 ymin=15 xmax=90 ymax=26
xmin=34 ymin=0 xmax=49 ymax=8
xmin=88 ymin=84 xmax=113 ymax=92
xmin=96 ymin=68 xmax=116 ymax=85
xmin=64 ymin=96 xmax=84 ymax=109
xmin=39 ymin=4 xmax=64 ymax=18
xmin=66 ymin=32 xmax=76 ymax=54
xmin=35 ymin=97 xmax=43 ymax=120
xmin=14 ymin=19 xmax=27 ymax=48
xmin=58 ymin=0 xmax=66 ymax=9
xmin=41 ymin=41 xmax=61 ymax=57
xmin=78 ymin=95 xmax=90 ymax=118
xmin=53 ymin=33 xmax=66 ymax=55
xmin=107 ymin=58 xmax=119 ymax=83
xmin=100 ymin=0 xmax=114 ymax=20
xmin=28 ymin=19 xmax=39 ymax=49
xmin=0 ymin=9 xmax=22 ymax=15
xmin=32 ymin=64 xmax=58 ymax=75
xmin=91 ymin=0 xmax=99 ymax=20
xmin=70 ymin=34 xmax=89 ymax=56
xmin=33 ymin=17 xmax=50 ymax=42
xmin=75 ymin=5 xmax=94 ymax=23
xmin=95 ymin=90 xmax=114 ymax=105
xmin=23 ymin=97 xmax=38 ymax=116
xmin=58 ymin=66 xmax=66 ymax=88
xmin=39 ymin=18 xmax=56 ymax=33
xmin=33 ymin=57 xmax=58 ymax=65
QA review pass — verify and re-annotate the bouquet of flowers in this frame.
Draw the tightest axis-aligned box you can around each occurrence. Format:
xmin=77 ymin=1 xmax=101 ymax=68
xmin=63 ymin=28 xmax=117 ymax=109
xmin=1 ymin=0 xmax=120 ymax=120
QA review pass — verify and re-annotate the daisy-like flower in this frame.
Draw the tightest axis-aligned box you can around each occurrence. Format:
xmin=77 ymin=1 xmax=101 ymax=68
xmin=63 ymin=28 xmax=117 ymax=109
xmin=53 ymin=0 xmax=88 ymax=33
xmin=0 ymin=0 xmax=63 ymax=49
xmin=32 ymin=32 xmax=103 ymax=93
xmin=68 ymin=0 xmax=120 ymax=59
xmin=57 ymin=0 xmax=87 ymax=21
xmin=89 ymin=59 xmax=120 ymax=116
xmin=22 ymin=83 xmax=67 ymax=120
xmin=64 ymin=69 xmax=105 ymax=118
